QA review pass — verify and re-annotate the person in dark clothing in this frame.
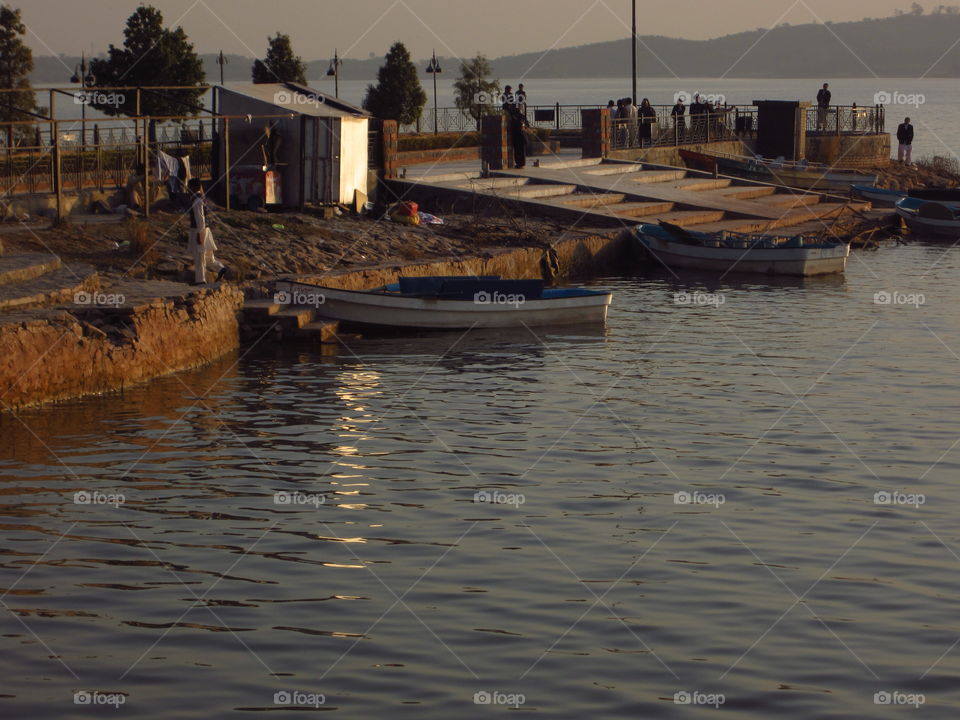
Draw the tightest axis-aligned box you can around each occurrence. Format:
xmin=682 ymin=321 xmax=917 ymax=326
xmin=671 ymin=98 xmax=686 ymax=140
xmin=897 ymin=117 xmax=914 ymax=164
xmin=506 ymin=104 xmax=529 ymax=168
xmin=816 ymin=83 xmax=831 ymax=131
xmin=639 ymin=98 xmax=657 ymax=146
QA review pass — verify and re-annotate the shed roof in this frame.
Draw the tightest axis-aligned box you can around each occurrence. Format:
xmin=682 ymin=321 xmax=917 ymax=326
xmin=220 ymin=83 xmax=369 ymax=119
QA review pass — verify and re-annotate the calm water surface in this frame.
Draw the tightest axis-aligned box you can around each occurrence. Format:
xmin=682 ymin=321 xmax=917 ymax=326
xmin=3 ymin=240 xmax=960 ymax=717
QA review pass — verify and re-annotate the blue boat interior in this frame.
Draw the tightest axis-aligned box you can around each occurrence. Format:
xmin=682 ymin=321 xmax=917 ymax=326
xmin=378 ymin=277 xmax=606 ymax=300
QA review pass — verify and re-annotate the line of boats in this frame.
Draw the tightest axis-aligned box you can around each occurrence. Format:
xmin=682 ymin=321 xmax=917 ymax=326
xmin=278 ymin=221 xmax=851 ymax=333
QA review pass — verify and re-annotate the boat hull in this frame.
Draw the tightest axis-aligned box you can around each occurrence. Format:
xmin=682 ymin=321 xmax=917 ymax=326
xmin=635 ymin=230 xmax=849 ymax=276
xmin=275 ymin=280 xmax=612 ymax=329
xmin=679 ymin=149 xmax=876 ymax=191
xmin=895 ymin=198 xmax=960 ymax=237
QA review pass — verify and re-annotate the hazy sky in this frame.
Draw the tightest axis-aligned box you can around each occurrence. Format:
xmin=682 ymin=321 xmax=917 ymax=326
xmin=22 ymin=0 xmax=936 ymax=61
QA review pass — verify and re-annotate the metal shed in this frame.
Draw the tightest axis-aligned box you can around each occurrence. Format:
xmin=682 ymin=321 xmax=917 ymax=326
xmin=216 ymin=83 xmax=369 ymax=209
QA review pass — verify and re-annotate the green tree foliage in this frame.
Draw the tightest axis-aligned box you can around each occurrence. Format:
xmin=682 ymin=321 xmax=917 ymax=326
xmin=363 ymin=42 xmax=426 ymax=125
xmin=90 ymin=4 xmax=206 ymax=118
xmin=453 ymin=54 xmax=500 ymax=126
xmin=252 ymin=33 xmax=307 ymax=84
xmin=0 ymin=5 xmax=37 ymax=127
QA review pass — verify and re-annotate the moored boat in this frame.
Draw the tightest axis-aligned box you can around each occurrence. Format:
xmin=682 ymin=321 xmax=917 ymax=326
xmin=679 ymin=149 xmax=877 ymax=191
xmin=895 ymin=197 xmax=960 ymax=237
xmin=273 ymin=276 xmax=613 ymax=329
xmin=634 ymin=222 xmax=850 ymax=276
xmin=851 ymin=184 xmax=906 ymax=207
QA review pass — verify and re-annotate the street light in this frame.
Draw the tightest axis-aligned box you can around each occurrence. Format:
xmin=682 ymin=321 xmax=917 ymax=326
xmin=70 ymin=52 xmax=96 ymax=146
xmin=425 ymin=50 xmax=442 ymax=135
xmin=326 ymin=49 xmax=342 ymax=98
xmin=631 ymin=0 xmax=637 ymax=105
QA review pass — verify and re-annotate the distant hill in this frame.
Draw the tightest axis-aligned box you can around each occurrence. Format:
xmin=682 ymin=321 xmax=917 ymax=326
xmin=28 ymin=11 xmax=960 ymax=84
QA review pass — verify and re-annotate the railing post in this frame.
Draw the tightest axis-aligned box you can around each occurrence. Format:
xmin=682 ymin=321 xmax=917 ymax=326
xmin=706 ymin=111 xmax=711 ymax=142
xmin=556 ymin=102 xmax=560 ymax=131
xmin=53 ymin=120 xmax=62 ymax=221
xmin=223 ymin=117 xmax=231 ymax=211
xmin=142 ymin=117 xmax=150 ymax=218
xmin=835 ymin=106 xmax=840 ymax=136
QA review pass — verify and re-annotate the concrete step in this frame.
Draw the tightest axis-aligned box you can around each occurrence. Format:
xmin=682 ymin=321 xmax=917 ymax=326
xmin=460 ymin=177 xmax=530 ymax=190
xmin=583 ymin=164 xmax=645 ymax=177
xmin=558 ymin=193 xmax=628 ymax=208
xmin=243 ymin=298 xmax=283 ymax=316
xmin=753 ymin=193 xmax=824 ymax=209
xmin=627 ymin=209 xmax=726 ymax=226
xmin=606 ymin=201 xmax=677 ymax=218
xmin=293 ymin=319 xmax=340 ymax=342
xmin=535 ymin=158 xmax=603 ymax=170
xmin=692 ymin=204 xmax=854 ymax=234
xmin=0 ymin=263 xmax=98 ymax=312
xmin=0 ymin=253 xmax=62 ymax=286
xmin=670 ymin=178 xmax=733 ymax=191
xmin=709 ymin=185 xmax=780 ymax=200
xmin=274 ymin=305 xmax=318 ymax=330
xmin=629 ymin=170 xmax=689 ymax=184
xmin=492 ymin=184 xmax=577 ymax=199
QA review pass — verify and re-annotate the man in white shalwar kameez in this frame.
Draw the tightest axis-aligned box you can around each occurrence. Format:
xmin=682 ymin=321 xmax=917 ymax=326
xmin=187 ymin=179 xmax=226 ymax=285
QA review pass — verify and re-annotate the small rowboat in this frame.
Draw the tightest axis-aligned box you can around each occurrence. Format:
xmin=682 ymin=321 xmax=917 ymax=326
xmin=851 ymin=184 xmax=906 ymax=207
xmin=634 ymin=222 xmax=849 ymax=276
xmin=895 ymin=197 xmax=960 ymax=237
xmin=679 ymin=149 xmax=877 ymax=191
xmin=852 ymin=185 xmax=960 ymax=208
xmin=273 ymin=276 xmax=612 ymax=329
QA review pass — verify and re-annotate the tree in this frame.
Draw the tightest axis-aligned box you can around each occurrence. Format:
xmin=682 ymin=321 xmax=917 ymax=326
xmin=0 ymin=5 xmax=38 ymax=130
xmin=252 ymin=33 xmax=306 ymax=84
xmin=363 ymin=42 xmax=426 ymax=126
xmin=90 ymin=4 xmax=205 ymax=118
xmin=453 ymin=54 xmax=499 ymax=128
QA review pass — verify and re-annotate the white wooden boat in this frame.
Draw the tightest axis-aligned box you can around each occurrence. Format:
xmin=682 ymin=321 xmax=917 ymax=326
xmin=895 ymin=197 xmax=960 ymax=237
xmin=274 ymin=276 xmax=612 ymax=329
xmin=634 ymin=222 xmax=849 ymax=276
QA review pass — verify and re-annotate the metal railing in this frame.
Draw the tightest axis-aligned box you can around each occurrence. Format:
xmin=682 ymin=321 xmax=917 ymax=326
xmin=610 ymin=106 xmax=758 ymax=150
xmin=400 ymin=104 xmax=603 ymax=134
xmin=807 ymin=105 xmax=885 ymax=135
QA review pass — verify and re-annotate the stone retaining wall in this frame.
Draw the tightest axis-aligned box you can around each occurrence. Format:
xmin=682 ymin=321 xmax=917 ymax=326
xmin=1 ymin=285 xmax=243 ymax=410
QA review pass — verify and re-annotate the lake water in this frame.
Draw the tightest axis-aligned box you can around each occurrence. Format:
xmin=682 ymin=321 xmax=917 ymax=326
xmin=3 ymin=237 xmax=960 ymax=716
xmin=43 ymin=77 xmax=960 ymax=161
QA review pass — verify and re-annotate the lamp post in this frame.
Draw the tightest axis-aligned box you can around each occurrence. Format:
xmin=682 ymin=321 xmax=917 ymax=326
xmin=631 ymin=0 xmax=637 ymax=105
xmin=214 ymin=50 xmax=228 ymax=115
xmin=425 ymin=51 xmax=442 ymax=135
xmin=70 ymin=52 xmax=96 ymax=147
xmin=326 ymin=49 xmax=342 ymax=98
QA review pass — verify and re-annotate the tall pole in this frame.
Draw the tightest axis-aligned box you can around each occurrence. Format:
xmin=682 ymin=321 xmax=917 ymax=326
xmin=631 ymin=0 xmax=637 ymax=104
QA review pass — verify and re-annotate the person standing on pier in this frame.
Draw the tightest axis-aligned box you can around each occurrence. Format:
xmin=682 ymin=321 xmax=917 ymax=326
xmin=897 ymin=117 xmax=914 ymax=165
xmin=671 ymin=97 xmax=686 ymax=141
xmin=516 ymin=83 xmax=528 ymax=120
xmin=187 ymin=179 xmax=227 ymax=285
xmin=639 ymin=98 xmax=657 ymax=147
xmin=816 ymin=82 xmax=832 ymax=131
